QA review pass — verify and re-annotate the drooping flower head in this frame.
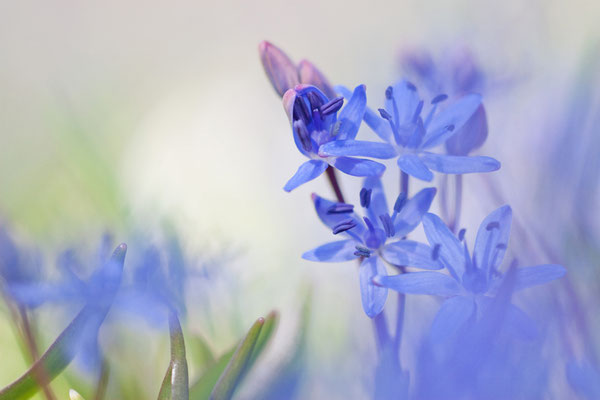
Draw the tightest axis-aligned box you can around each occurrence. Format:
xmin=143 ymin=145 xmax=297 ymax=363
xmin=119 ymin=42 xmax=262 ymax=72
xmin=281 ymin=84 xmax=386 ymax=191
xmin=303 ymin=177 xmax=439 ymax=317
xmin=324 ymin=81 xmax=500 ymax=181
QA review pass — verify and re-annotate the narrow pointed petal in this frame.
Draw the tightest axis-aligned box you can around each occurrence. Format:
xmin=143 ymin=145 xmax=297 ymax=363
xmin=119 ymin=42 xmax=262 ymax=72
xmin=336 ymin=85 xmax=393 ymax=142
xmin=374 ymin=271 xmax=461 ymax=296
xmin=394 ymin=187 xmax=437 ymax=237
xmin=422 ymin=213 xmax=465 ymax=279
xmin=362 ymin=176 xmax=389 ymax=223
xmin=445 ymin=105 xmax=488 ymax=156
xmin=312 ymin=194 xmax=366 ymax=241
xmin=336 ymin=85 xmax=367 ymax=140
xmin=319 ymin=140 xmax=396 ymax=159
xmin=397 ymin=154 xmax=433 ymax=181
xmin=283 ymin=160 xmax=328 ymax=192
xmin=514 ymin=264 xmax=566 ymax=291
xmin=259 ymin=41 xmax=300 ymax=97
xmin=302 ymin=240 xmax=358 ymax=262
xmin=420 ymin=152 xmax=500 ymax=174
xmin=504 ymin=303 xmax=538 ymax=340
xmin=332 ymin=157 xmax=385 ymax=177
xmin=382 ymin=240 xmax=442 ymax=270
xmin=421 ymin=94 xmax=482 ymax=149
xmin=359 ymin=256 xmax=388 ymax=318
xmin=298 ymin=59 xmax=336 ymax=100
xmin=429 ymin=296 xmax=475 ymax=343
xmin=385 ymin=80 xmax=420 ymax=126
xmin=473 ymin=205 xmax=512 ymax=277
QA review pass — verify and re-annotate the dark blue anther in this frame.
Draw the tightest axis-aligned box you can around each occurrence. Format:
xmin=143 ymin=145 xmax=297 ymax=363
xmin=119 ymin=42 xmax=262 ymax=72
xmin=379 ymin=214 xmax=395 ymax=238
xmin=446 ymin=124 xmax=455 ymax=132
xmin=332 ymin=219 xmax=357 ymax=234
xmin=431 ymin=244 xmax=441 ymax=260
xmin=294 ymin=120 xmax=312 ymax=152
xmin=363 ymin=216 xmax=376 ymax=232
xmin=319 ymin=97 xmax=344 ymax=116
xmin=406 ymin=81 xmax=417 ymax=91
xmin=393 ymin=192 xmax=407 ymax=213
xmin=496 ymin=243 xmax=507 ymax=250
xmin=360 ymin=188 xmax=372 ymax=208
xmin=431 ymin=94 xmax=448 ymax=104
xmin=294 ymin=96 xmax=311 ymax=124
xmin=486 ymin=221 xmax=500 ymax=231
xmin=327 ymin=203 xmax=354 ymax=214
xmin=306 ymin=91 xmax=324 ymax=110
xmin=412 ymin=100 xmax=424 ymax=123
xmin=378 ymin=108 xmax=392 ymax=120
xmin=354 ymin=245 xmax=371 ymax=258
xmin=458 ymin=228 xmax=466 ymax=241
xmin=385 ymin=86 xmax=394 ymax=100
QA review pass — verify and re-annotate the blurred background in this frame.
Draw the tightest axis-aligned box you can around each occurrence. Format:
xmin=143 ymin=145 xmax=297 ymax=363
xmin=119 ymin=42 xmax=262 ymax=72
xmin=1 ymin=0 xmax=599 ymax=398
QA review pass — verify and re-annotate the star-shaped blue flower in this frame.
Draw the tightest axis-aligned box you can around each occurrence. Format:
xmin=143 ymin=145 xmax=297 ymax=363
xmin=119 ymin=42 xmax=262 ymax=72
xmin=281 ymin=84 xmax=386 ymax=191
xmin=373 ymin=205 xmax=566 ymax=340
xmin=302 ymin=177 xmax=439 ymax=317
xmin=324 ymin=81 xmax=500 ymax=181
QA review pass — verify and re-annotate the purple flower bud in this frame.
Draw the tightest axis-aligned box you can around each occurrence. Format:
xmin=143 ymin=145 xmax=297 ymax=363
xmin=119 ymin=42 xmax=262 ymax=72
xmin=259 ymin=41 xmax=300 ymax=97
xmin=298 ymin=59 xmax=336 ymax=100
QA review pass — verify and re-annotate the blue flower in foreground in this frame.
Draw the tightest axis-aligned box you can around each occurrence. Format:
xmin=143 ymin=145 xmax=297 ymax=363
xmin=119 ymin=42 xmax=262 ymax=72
xmin=281 ymin=84 xmax=386 ymax=191
xmin=302 ymin=177 xmax=439 ymax=317
xmin=327 ymin=81 xmax=500 ymax=181
xmin=374 ymin=205 xmax=566 ymax=339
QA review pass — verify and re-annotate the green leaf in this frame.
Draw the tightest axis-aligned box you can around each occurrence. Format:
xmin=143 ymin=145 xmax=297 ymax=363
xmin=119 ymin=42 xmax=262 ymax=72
xmin=157 ymin=313 xmax=189 ymax=400
xmin=0 ymin=244 xmax=127 ymax=400
xmin=209 ymin=317 xmax=264 ymax=400
xmin=189 ymin=347 xmax=236 ymax=400
xmin=247 ymin=311 xmax=278 ymax=370
xmin=187 ymin=334 xmax=216 ymax=372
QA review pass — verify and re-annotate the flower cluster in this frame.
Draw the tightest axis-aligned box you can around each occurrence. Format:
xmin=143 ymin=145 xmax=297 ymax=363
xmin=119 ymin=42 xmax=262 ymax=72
xmin=260 ymin=41 xmax=567 ymax=399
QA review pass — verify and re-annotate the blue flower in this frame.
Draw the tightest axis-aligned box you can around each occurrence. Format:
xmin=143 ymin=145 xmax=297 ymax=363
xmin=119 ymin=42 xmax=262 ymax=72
xmin=281 ymin=84 xmax=386 ymax=191
xmin=325 ymin=81 xmax=500 ymax=181
xmin=302 ymin=177 xmax=439 ymax=317
xmin=374 ymin=205 xmax=566 ymax=340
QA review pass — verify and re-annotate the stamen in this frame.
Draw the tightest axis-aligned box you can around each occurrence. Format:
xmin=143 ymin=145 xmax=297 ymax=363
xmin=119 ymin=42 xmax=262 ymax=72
xmin=354 ymin=245 xmax=371 ymax=257
xmin=360 ymin=188 xmax=372 ymax=208
xmin=412 ymin=100 xmax=424 ymax=123
xmin=327 ymin=203 xmax=354 ymax=214
xmin=431 ymin=94 xmax=448 ymax=104
xmin=332 ymin=219 xmax=357 ymax=234
xmin=385 ymin=86 xmax=394 ymax=100
xmin=446 ymin=124 xmax=455 ymax=132
xmin=378 ymin=108 xmax=392 ymax=120
xmin=293 ymin=120 xmax=312 ymax=152
xmin=496 ymin=243 xmax=507 ymax=250
xmin=393 ymin=192 xmax=407 ymax=213
xmin=320 ymin=97 xmax=344 ymax=116
xmin=431 ymin=244 xmax=441 ymax=260
xmin=406 ymin=81 xmax=417 ymax=91
xmin=363 ymin=216 xmax=376 ymax=232
xmin=379 ymin=214 xmax=395 ymax=237
xmin=486 ymin=221 xmax=500 ymax=231
xmin=294 ymin=96 xmax=311 ymax=124
xmin=458 ymin=228 xmax=466 ymax=241
xmin=306 ymin=91 xmax=324 ymax=110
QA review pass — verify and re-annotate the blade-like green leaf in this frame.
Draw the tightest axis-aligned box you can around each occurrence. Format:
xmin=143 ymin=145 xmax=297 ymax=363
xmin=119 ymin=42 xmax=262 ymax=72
xmin=187 ymin=334 xmax=216 ymax=372
xmin=189 ymin=347 xmax=236 ymax=400
xmin=209 ymin=317 xmax=264 ymax=400
xmin=157 ymin=312 xmax=189 ymax=400
xmin=0 ymin=244 xmax=127 ymax=400
xmin=247 ymin=311 xmax=278 ymax=370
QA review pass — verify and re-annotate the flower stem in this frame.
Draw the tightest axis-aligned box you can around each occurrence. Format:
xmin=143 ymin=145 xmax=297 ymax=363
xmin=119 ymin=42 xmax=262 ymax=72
xmin=449 ymin=174 xmax=463 ymax=233
xmin=325 ymin=166 xmax=345 ymax=203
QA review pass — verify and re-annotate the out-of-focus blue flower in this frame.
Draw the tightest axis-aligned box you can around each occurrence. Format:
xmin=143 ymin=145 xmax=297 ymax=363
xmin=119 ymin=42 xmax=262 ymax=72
xmin=374 ymin=205 xmax=566 ymax=339
xmin=567 ymin=361 xmax=600 ymax=399
xmin=281 ymin=84 xmax=386 ymax=191
xmin=328 ymin=81 xmax=499 ymax=181
xmin=302 ymin=177 xmax=438 ymax=317
xmin=401 ymin=47 xmax=489 ymax=156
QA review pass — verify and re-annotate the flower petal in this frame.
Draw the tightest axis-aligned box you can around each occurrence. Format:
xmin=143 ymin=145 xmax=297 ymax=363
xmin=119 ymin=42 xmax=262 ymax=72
xmin=422 ymin=213 xmax=465 ymax=279
xmin=381 ymin=240 xmax=442 ymax=270
xmin=420 ymin=152 xmax=500 ymax=174
xmin=473 ymin=205 xmax=512 ymax=278
xmin=421 ymin=94 xmax=482 ymax=149
xmin=336 ymin=85 xmax=392 ymax=142
xmin=362 ymin=176 xmax=389 ymax=224
xmin=336 ymin=84 xmax=367 ymax=140
xmin=298 ymin=59 xmax=336 ymax=99
xmin=429 ymin=296 xmax=475 ymax=343
xmin=359 ymin=256 xmax=388 ymax=318
xmin=312 ymin=194 xmax=366 ymax=241
xmin=385 ymin=80 xmax=421 ymax=126
xmin=332 ymin=157 xmax=386 ymax=177
xmin=397 ymin=154 xmax=433 ymax=181
xmin=445 ymin=105 xmax=488 ymax=156
xmin=302 ymin=240 xmax=358 ymax=262
xmin=259 ymin=41 xmax=300 ymax=97
xmin=373 ymin=271 xmax=461 ymax=296
xmin=394 ymin=187 xmax=437 ymax=237
xmin=504 ymin=303 xmax=538 ymax=340
xmin=283 ymin=160 xmax=328 ymax=192
xmin=514 ymin=264 xmax=566 ymax=291
xmin=319 ymin=140 xmax=396 ymax=159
